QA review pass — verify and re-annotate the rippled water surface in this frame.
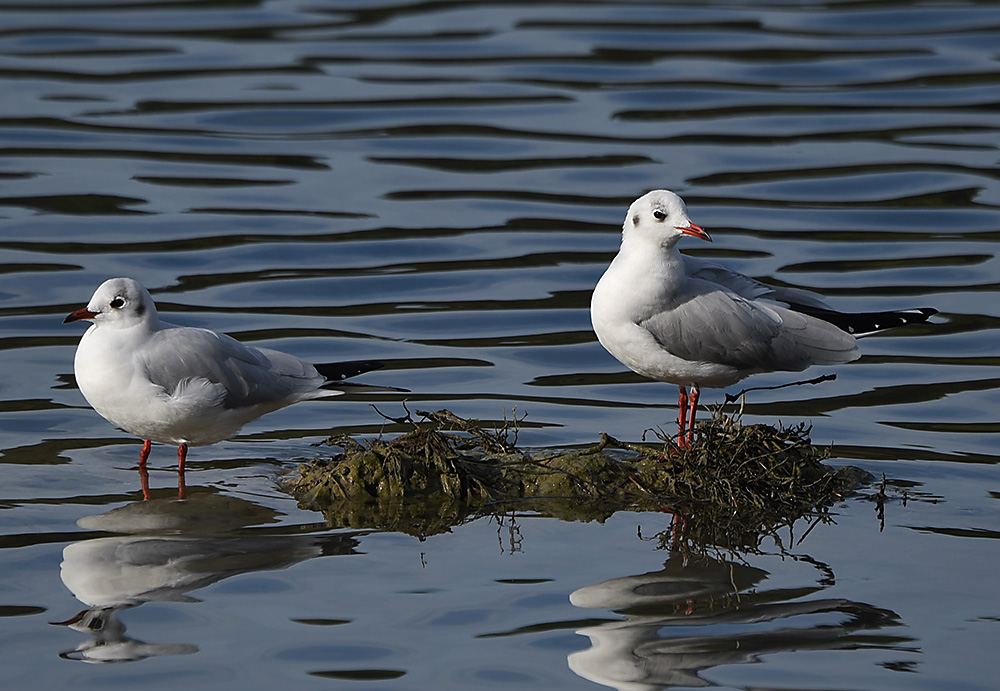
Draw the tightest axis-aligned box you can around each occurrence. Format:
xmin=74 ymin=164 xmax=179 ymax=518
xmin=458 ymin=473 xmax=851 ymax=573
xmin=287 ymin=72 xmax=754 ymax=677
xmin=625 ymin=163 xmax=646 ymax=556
xmin=2 ymin=1 xmax=999 ymax=688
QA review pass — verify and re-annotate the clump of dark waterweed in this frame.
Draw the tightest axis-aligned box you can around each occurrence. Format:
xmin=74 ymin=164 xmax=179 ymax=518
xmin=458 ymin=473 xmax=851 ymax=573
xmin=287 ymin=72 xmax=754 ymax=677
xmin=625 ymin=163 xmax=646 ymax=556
xmin=283 ymin=409 xmax=869 ymax=546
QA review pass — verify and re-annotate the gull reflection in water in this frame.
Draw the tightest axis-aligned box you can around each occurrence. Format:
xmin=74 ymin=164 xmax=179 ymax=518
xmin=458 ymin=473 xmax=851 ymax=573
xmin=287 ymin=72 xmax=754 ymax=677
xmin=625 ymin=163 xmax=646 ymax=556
xmin=54 ymin=493 xmax=359 ymax=663
xmin=568 ymin=550 xmax=908 ymax=690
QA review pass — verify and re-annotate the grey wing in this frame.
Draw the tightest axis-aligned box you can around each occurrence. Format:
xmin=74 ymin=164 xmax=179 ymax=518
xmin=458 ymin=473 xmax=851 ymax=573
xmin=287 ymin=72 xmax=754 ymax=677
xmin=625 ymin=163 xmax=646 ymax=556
xmin=683 ymin=255 xmax=834 ymax=310
xmin=141 ymin=326 xmax=324 ymax=409
xmin=640 ymin=286 xmax=859 ymax=372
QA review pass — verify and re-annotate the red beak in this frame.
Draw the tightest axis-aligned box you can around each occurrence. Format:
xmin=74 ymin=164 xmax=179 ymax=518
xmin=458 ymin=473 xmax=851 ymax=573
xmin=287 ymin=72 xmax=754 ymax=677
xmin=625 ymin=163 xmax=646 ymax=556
xmin=678 ymin=223 xmax=712 ymax=243
xmin=63 ymin=307 xmax=97 ymax=324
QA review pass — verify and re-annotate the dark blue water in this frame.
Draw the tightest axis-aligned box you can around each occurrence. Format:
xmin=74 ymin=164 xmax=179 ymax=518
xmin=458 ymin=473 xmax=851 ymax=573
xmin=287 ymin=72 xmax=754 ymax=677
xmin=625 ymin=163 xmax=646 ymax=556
xmin=2 ymin=1 xmax=999 ymax=688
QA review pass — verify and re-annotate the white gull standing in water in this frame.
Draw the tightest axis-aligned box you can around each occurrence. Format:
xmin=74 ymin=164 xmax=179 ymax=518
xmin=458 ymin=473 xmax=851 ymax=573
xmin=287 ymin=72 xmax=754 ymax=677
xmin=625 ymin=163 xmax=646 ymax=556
xmin=590 ymin=190 xmax=936 ymax=447
xmin=64 ymin=277 xmax=385 ymax=497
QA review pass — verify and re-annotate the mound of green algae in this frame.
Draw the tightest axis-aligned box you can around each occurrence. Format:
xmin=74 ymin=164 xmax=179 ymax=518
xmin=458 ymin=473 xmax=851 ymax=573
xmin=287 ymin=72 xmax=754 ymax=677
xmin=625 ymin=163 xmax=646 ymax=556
xmin=283 ymin=409 xmax=870 ymax=545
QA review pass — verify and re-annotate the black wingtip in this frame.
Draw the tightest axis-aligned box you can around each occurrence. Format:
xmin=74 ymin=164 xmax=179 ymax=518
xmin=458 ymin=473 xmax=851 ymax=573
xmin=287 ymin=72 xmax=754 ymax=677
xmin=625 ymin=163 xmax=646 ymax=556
xmin=788 ymin=304 xmax=937 ymax=337
xmin=881 ymin=307 xmax=938 ymax=329
xmin=314 ymin=360 xmax=385 ymax=382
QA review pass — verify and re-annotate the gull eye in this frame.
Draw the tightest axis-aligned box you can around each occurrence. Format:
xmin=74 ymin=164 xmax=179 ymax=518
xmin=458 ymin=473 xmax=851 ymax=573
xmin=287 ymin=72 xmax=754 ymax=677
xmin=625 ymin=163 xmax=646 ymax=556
xmin=652 ymin=209 xmax=666 ymax=221
xmin=109 ymin=297 xmax=125 ymax=309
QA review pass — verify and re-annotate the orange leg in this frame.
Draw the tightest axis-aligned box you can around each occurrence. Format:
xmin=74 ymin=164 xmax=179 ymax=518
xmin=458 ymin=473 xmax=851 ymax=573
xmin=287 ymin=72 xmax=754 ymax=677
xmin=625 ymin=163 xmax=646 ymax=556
xmin=686 ymin=384 xmax=700 ymax=447
xmin=138 ymin=465 xmax=151 ymax=500
xmin=138 ymin=439 xmax=152 ymax=500
xmin=677 ymin=386 xmax=689 ymax=448
xmin=177 ymin=444 xmax=188 ymax=500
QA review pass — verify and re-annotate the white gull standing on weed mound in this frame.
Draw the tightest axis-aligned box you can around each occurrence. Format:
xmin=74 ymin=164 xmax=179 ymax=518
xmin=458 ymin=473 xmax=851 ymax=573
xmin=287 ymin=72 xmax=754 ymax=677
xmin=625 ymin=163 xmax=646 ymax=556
xmin=590 ymin=190 xmax=936 ymax=446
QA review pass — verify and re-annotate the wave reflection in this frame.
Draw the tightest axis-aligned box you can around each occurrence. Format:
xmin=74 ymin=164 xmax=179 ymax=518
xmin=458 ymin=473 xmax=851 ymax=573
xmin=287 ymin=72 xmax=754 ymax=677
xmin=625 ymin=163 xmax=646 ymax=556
xmin=568 ymin=550 xmax=911 ymax=690
xmin=55 ymin=493 xmax=359 ymax=663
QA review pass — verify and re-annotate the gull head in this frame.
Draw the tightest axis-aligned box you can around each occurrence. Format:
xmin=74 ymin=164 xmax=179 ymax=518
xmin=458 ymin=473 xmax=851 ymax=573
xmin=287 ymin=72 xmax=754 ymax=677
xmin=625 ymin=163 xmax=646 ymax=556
xmin=623 ymin=190 xmax=712 ymax=246
xmin=64 ymin=277 xmax=158 ymax=329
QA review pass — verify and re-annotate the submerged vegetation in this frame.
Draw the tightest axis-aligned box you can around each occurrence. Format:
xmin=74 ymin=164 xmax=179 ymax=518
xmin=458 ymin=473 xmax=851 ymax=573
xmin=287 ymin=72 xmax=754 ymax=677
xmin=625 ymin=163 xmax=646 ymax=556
xmin=283 ymin=408 xmax=870 ymax=550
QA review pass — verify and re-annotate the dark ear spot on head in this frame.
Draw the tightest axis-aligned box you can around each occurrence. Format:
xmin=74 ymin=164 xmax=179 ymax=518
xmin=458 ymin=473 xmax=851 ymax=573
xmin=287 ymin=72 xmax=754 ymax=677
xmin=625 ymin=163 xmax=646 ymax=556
xmin=135 ymin=301 xmax=146 ymax=317
xmin=632 ymin=214 xmax=640 ymax=226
